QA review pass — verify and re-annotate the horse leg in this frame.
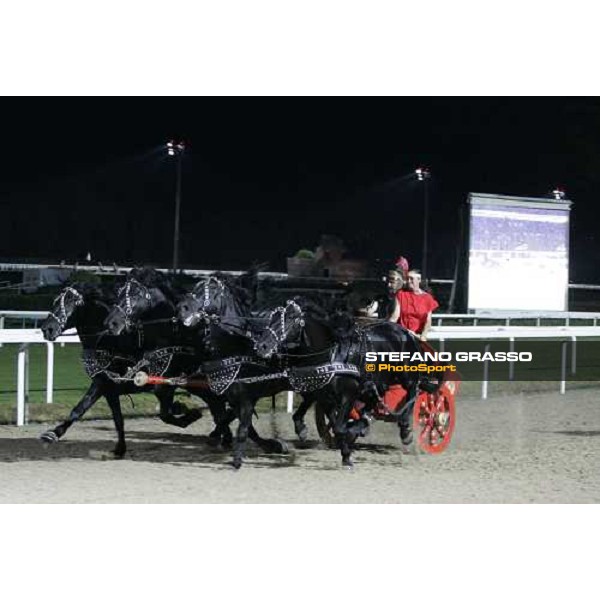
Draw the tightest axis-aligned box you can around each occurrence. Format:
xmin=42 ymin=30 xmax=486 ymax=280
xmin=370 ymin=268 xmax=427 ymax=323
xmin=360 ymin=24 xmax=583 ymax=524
xmin=203 ymin=397 xmax=234 ymax=448
xmin=347 ymin=414 xmax=370 ymax=438
xmin=247 ymin=421 xmax=289 ymax=454
xmin=398 ymin=381 xmax=417 ymax=446
xmin=105 ymin=389 xmax=127 ymax=458
xmin=40 ymin=379 xmax=103 ymax=444
xmin=156 ymin=385 xmax=203 ymax=428
xmin=232 ymin=394 xmax=254 ymax=470
xmin=292 ymin=393 xmax=315 ymax=442
xmin=332 ymin=378 xmax=360 ymax=468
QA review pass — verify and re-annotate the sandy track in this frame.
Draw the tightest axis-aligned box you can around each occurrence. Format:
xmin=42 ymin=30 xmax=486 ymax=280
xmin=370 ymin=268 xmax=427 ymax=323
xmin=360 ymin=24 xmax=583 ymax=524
xmin=1 ymin=388 xmax=599 ymax=503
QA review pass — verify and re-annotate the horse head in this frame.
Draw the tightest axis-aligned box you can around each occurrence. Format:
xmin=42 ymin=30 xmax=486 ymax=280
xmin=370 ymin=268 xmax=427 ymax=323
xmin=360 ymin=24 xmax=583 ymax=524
xmin=178 ymin=274 xmax=251 ymax=329
xmin=177 ymin=276 xmax=225 ymax=328
xmin=41 ymin=285 xmax=86 ymax=341
xmin=104 ymin=276 xmax=172 ymax=335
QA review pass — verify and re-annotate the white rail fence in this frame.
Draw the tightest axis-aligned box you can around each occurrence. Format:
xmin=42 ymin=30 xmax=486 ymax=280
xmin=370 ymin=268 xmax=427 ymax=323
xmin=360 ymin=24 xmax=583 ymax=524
xmin=0 ymin=311 xmax=50 ymax=346
xmin=433 ymin=311 xmax=600 ymax=327
xmin=2 ymin=324 xmax=600 ymax=426
xmin=428 ymin=326 xmax=600 ymax=399
xmin=5 ymin=310 xmax=600 ymax=330
xmin=0 ymin=328 xmax=79 ymax=426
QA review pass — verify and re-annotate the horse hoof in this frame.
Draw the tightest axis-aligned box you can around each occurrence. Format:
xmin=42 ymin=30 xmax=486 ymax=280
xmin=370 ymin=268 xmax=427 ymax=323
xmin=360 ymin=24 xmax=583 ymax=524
xmin=113 ymin=445 xmax=126 ymax=459
xmin=40 ymin=431 xmax=59 ymax=444
xmin=342 ymin=457 xmax=353 ymax=469
xmin=275 ymin=439 xmax=289 ymax=454
xmin=400 ymin=430 xmax=413 ymax=446
xmin=294 ymin=421 xmax=308 ymax=442
xmin=232 ymin=458 xmax=243 ymax=470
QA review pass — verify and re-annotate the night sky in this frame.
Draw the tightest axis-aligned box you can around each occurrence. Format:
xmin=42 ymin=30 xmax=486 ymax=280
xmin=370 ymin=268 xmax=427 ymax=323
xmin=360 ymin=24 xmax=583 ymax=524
xmin=1 ymin=98 xmax=599 ymax=281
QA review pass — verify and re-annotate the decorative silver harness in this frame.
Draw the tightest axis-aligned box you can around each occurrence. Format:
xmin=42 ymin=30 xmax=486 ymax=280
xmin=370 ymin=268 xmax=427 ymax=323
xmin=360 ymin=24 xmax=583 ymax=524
xmin=48 ymin=287 xmax=84 ymax=329
xmin=114 ymin=279 xmax=151 ymax=328
xmin=256 ymin=300 xmax=305 ymax=358
xmin=189 ymin=277 xmax=226 ymax=321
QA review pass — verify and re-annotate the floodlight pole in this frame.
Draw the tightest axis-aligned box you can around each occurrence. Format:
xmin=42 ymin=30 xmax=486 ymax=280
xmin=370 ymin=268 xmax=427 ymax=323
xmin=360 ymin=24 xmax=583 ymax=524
xmin=168 ymin=141 xmax=185 ymax=273
xmin=173 ymin=151 xmax=183 ymax=272
xmin=416 ymin=167 xmax=431 ymax=281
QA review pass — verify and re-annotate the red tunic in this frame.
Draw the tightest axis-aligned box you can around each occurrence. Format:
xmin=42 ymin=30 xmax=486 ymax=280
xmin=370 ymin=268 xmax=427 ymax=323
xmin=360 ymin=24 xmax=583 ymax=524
xmin=396 ymin=290 xmax=439 ymax=334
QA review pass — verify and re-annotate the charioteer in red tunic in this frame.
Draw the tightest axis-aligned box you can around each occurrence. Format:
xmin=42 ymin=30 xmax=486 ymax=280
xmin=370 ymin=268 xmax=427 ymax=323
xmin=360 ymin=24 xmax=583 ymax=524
xmin=382 ymin=268 xmax=441 ymax=445
xmin=389 ymin=269 xmax=438 ymax=341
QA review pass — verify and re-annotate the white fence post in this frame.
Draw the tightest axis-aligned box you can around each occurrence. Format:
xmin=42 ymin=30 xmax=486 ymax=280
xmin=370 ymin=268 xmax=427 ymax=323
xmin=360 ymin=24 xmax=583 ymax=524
xmin=46 ymin=342 xmax=54 ymax=404
xmin=0 ymin=315 xmax=4 ymax=348
xmin=482 ymin=343 xmax=491 ymax=399
xmin=25 ymin=346 xmax=30 ymax=399
xmin=17 ymin=344 xmax=29 ymax=426
xmin=508 ymin=337 xmax=515 ymax=381
xmin=286 ymin=391 xmax=294 ymax=414
xmin=560 ymin=341 xmax=567 ymax=395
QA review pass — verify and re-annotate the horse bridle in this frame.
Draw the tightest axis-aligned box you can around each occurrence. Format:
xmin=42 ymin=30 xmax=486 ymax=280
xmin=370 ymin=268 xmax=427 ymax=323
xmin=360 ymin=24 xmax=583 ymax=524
xmin=190 ymin=277 xmax=226 ymax=321
xmin=255 ymin=300 xmax=304 ymax=357
xmin=48 ymin=287 xmax=84 ymax=329
xmin=114 ymin=279 xmax=152 ymax=328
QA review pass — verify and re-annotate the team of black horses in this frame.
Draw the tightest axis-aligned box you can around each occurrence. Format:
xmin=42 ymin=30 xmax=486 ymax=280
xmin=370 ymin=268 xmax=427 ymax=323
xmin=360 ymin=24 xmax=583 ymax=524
xmin=40 ymin=268 xmax=437 ymax=468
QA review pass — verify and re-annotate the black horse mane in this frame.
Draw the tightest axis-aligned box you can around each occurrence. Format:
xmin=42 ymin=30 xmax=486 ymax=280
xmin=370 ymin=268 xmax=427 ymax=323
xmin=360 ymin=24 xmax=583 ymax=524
xmin=128 ymin=267 xmax=180 ymax=305
xmin=194 ymin=271 xmax=255 ymax=312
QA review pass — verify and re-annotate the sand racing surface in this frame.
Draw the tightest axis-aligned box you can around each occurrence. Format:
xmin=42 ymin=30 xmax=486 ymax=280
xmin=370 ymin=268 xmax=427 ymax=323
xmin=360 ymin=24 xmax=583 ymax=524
xmin=1 ymin=388 xmax=600 ymax=503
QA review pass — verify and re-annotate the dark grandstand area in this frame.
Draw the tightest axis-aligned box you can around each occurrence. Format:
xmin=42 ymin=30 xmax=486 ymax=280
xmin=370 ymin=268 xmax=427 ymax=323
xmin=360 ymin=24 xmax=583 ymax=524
xmin=2 ymin=99 xmax=600 ymax=281
xmin=2 ymin=99 xmax=600 ymax=313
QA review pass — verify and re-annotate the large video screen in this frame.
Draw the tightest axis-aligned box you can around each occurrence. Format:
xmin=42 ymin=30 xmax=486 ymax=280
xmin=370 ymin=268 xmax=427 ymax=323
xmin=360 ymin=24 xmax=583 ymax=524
xmin=468 ymin=194 xmax=570 ymax=311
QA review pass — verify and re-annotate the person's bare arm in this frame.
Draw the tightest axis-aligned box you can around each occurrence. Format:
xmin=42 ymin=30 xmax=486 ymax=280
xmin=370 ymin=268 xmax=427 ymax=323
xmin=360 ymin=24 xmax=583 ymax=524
xmin=388 ymin=297 xmax=400 ymax=322
xmin=420 ymin=312 xmax=433 ymax=341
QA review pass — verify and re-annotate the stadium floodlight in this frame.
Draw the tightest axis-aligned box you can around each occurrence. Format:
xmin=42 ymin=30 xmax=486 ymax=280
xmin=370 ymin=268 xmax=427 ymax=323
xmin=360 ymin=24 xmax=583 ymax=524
xmin=166 ymin=140 xmax=184 ymax=158
xmin=166 ymin=140 xmax=187 ymax=272
xmin=415 ymin=167 xmax=431 ymax=182
xmin=552 ymin=187 xmax=566 ymax=201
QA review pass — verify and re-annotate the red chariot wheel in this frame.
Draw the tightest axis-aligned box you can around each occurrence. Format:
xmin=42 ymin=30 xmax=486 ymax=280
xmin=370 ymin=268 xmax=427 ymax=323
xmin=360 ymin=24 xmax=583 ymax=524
xmin=413 ymin=376 xmax=458 ymax=454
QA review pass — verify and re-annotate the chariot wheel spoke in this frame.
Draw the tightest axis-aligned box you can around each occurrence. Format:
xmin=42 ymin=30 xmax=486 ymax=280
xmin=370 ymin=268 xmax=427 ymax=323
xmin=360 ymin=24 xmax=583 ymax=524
xmin=413 ymin=385 xmax=457 ymax=454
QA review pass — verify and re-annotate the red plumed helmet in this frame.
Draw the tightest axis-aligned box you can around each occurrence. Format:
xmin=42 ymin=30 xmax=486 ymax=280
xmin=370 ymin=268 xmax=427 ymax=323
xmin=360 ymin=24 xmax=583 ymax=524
xmin=395 ymin=256 xmax=410 ymax=275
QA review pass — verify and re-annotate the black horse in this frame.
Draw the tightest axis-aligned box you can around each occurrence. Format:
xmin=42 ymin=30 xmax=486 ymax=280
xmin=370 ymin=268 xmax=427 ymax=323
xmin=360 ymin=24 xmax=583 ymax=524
xmin=102 ymin=268 xmax=239 ymax=447
xmin=106 ymin=269 xmax=287 ymax=461
xmin=177 ymin=275 xmax=310 ymax=468
xmin=180 ymin=273 xmax=318 ymax=443
xmin=252 ymin=298 xmax=434 ymax=465
xmin=250 ymin=298 xmax=368 ymax=465
xmin=40 ymin=282 xmax=202 ymax=458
